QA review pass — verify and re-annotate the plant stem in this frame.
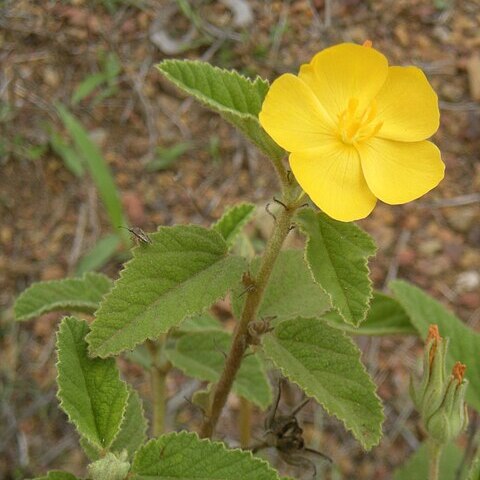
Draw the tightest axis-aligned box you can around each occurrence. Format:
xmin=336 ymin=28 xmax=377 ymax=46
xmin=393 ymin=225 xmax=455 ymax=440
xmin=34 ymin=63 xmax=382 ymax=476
xmin=146 ymin=338 xmax=171 ymax=437
xmin=428 ymin=439 xmax=443 ymax=480
xmin=200 ymin=201 xmax=296 ymax=438
xmin=239 ymin=397 xmax=253 ymax=448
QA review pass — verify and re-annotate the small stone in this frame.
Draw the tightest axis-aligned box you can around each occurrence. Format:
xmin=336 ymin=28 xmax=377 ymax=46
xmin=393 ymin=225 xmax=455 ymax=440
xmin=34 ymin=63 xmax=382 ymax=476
xmin=419 ymin=239 xmax=443 ymax=256
xmin=455 ymin=271 xmax=480 ymax=293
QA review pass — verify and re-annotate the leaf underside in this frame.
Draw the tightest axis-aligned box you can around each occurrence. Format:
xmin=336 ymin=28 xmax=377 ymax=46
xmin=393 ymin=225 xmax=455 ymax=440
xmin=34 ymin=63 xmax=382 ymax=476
xmin=263 ymin=317 xmax=384 ymax=450
xmin=325 ymin=291 xmax=415 ymax=336
xmin=165 ymin=330 xmax=272 ymax=409
xmin=213 ymin=202 xmax=256 ymax=248
xmin=297 ymin=208 xmax=376 ymax=327
xmin=87 ymin=225 xmax=246 ymax=357
xmin=14 ymin=272 xmax=112 ymax=321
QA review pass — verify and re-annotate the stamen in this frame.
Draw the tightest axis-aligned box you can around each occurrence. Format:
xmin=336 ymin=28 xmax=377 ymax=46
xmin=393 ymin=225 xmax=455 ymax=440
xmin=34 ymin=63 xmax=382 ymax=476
xmin=363 ymin=40 xmax=373 ymax=48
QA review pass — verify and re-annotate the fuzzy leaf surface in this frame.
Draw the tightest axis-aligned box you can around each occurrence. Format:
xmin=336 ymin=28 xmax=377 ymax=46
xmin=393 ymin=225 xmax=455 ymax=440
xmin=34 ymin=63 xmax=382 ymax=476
xmin=393 ymin=442 xmax=463 ymax=480
xmin=131 ymin=431 xmax=281 ymax=480
xmin=14 ymin=273 xmax=112 ymax=321
xmin=325 ymin=291 xmax=415 ymax=336
xmin=213 ymin=203 xmax=256 ymax=248
xmin=56 ymin=317 xmax=128 ymax=449
xmin=297 ymin=209 xmax=376 ymax=326
xmin=110 ymin=387 xmax=147 ymax=458
xmin=157 ymin=60 xmax=284 ymax=160
xmin=87 ymin=226 xmax=246 ymax=357
xmin=391 ymin=280 xmax=480 ymax=411
xmin=165 ymin=331 xmax=271 ymax=409
xmin=263 ymin=318 xmax=383 ymax=450
xmin=232 ymin=250 xmax=331 ymax=322
xmin=178 ymin=312 xmax=223 ymax=332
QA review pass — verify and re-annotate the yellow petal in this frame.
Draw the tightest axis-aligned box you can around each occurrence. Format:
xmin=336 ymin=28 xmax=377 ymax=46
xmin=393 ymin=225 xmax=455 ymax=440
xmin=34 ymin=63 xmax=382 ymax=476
xmin=290 ymin=140 xmax=377 ymax=222
xmin=259 ymin=73 xmax=335 ymax=152
xmin=375 ymin=66 xmax=439 ymax=141
xmin=299 ymin=43 xmax=389 ymax=121
xmin=357 ymin=138 xmax=445 ymax=204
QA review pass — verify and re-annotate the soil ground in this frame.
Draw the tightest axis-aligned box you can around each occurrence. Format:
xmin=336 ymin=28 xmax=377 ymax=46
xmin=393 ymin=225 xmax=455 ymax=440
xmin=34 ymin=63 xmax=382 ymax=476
xmin=1 ymin=0 xmax=479 ymax=478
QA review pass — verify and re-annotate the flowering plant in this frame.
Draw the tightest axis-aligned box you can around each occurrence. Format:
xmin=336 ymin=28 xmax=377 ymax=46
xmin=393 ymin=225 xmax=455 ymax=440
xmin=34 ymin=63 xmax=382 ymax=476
xmin=13 ymin=43 xmax=479 ymax=480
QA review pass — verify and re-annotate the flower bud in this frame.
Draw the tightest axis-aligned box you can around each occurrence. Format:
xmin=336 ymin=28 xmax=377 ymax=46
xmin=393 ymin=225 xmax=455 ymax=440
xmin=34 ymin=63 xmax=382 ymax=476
xmin=426 ymin=362 xmax=468 ymax=444
xmin=411 ymin=325 xmax=469 ymax=445
xmin=410 ymin=325 xmax=448 ymax=420
xmin=87 ymin=451 xmax=130 ymax=480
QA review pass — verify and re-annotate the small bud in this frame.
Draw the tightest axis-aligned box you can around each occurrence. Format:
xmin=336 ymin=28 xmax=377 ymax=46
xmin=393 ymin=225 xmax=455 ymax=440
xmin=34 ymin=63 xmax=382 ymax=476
xmin=87 ymin=451 xmax=130 ymax=480
xmin=426 ymin=362 xmax=468 ymax=444
xmin=411 ymin=325 xmax=469 ymax=445
xmin=410 ymin=325 xmax=448 ymax=421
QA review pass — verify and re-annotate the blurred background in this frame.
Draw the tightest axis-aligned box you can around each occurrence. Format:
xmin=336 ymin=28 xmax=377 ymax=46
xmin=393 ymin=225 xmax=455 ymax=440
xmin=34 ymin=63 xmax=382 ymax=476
xmin=0 ymin=0 xmax=479 ymax=478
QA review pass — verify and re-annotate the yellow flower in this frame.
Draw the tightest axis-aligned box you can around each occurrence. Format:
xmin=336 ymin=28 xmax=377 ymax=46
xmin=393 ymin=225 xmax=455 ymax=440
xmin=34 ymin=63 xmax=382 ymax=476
xmin=259 ymin=43 xmax=445 ymax=222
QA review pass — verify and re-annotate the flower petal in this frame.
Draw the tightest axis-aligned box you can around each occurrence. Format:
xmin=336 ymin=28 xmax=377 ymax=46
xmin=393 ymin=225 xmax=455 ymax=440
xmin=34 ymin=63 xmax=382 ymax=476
xmin=290 ymin=140 xmax=377 ymax=222
xmin=299 ymin=43 xmax=389 ymax=121
xmin=357 ymin=138 xmax=445 ymax=205
xmin=375 ymin=66 xmax=439 ymax=141
xmin=259 ymin=73 xmax=335 ymax=152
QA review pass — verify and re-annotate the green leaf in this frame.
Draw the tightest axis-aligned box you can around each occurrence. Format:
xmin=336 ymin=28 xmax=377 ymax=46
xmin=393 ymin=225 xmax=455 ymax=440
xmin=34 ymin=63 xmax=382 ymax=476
xmin=179 ymin=312 xmax=223 ymax=332
xmin=131 ymin=431 xmax=282 ymax=480
xmin=56 ymin=317 xmax=128 ymax=449
xmin=157 ymin=60 xmax=284 ymax=160
xmin=110 ymin=387 xmax=147 ymax=458
xmin=87 ymin=225 xmax=246 ymax=357
xmin=297 ymin=208 xmax=376 ymax=327
xmin=165 ymin=330 xmax=271 ymax=409
xmin=467 ymin=453 xmax=480 ymax=480
xmin=146 ymin=142 xmax=192 ymax=172
xmin=263 ymin=318 xmax=383 ymax=450
xmin=72 ymin=72 xmax=107 ymax=104
xmin=15 ymin=272 xmax=113 ymax=321
xmin=75 ymin=234 xmax=122 ymax=275
xmin=34 ymin=472 xmax=80 ymax=480
xmin=391 ymin=280 xmax=480 ymax=412
xmin=56 ymin=104 xmax=129 ymax=245
xmin=232 ymin=250 xmax=331 ymax=322
xmin=49 ymin=129 xmax=84 ymax=177
xmin=213 ymin=203 xmax=256 ymax=248
xmin=393 ymin=442 xmax=463 ymax=480
xmin=325 ymin=291 xmax=416 ymax=336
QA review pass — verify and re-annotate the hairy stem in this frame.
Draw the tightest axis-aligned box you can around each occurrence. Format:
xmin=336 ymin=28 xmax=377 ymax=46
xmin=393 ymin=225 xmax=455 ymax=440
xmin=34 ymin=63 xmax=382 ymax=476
xmin=200 ymin=202 xmax=296 ymax=438
xmin=428 ymin=439 xmax=443 ymax=480
xmin=146 ymin=338 xmax=171 ymax=437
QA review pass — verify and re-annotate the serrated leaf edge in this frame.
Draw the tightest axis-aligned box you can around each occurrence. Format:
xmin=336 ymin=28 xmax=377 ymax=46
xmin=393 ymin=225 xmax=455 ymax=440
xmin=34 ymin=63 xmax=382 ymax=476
xmin=14 ymin=272 xmax=112 ymax=321
xmin=263 ymin=319 xmax=384 ymax=450
xmin=212 ymin=202 xmax=256 ymax=248
xmin=86 ymin=225 xmax=246 ymax=358
xmin=56 ymin=316 xmax=128 ymax=449
xmin=110 ymin=386 xmax=148 ymax=457
xmin=132 ymin=431 xmax=281 ymax=478
xmin=298 ymin=210 xmax=376 ymax=326
xmin=157 ymin=59 xmax=269 ymax=120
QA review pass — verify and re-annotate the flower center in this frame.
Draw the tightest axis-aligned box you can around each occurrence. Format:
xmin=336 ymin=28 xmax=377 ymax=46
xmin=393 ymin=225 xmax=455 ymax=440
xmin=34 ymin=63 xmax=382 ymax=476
xmin=337 ymin=98 xmax=383 ymax=145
